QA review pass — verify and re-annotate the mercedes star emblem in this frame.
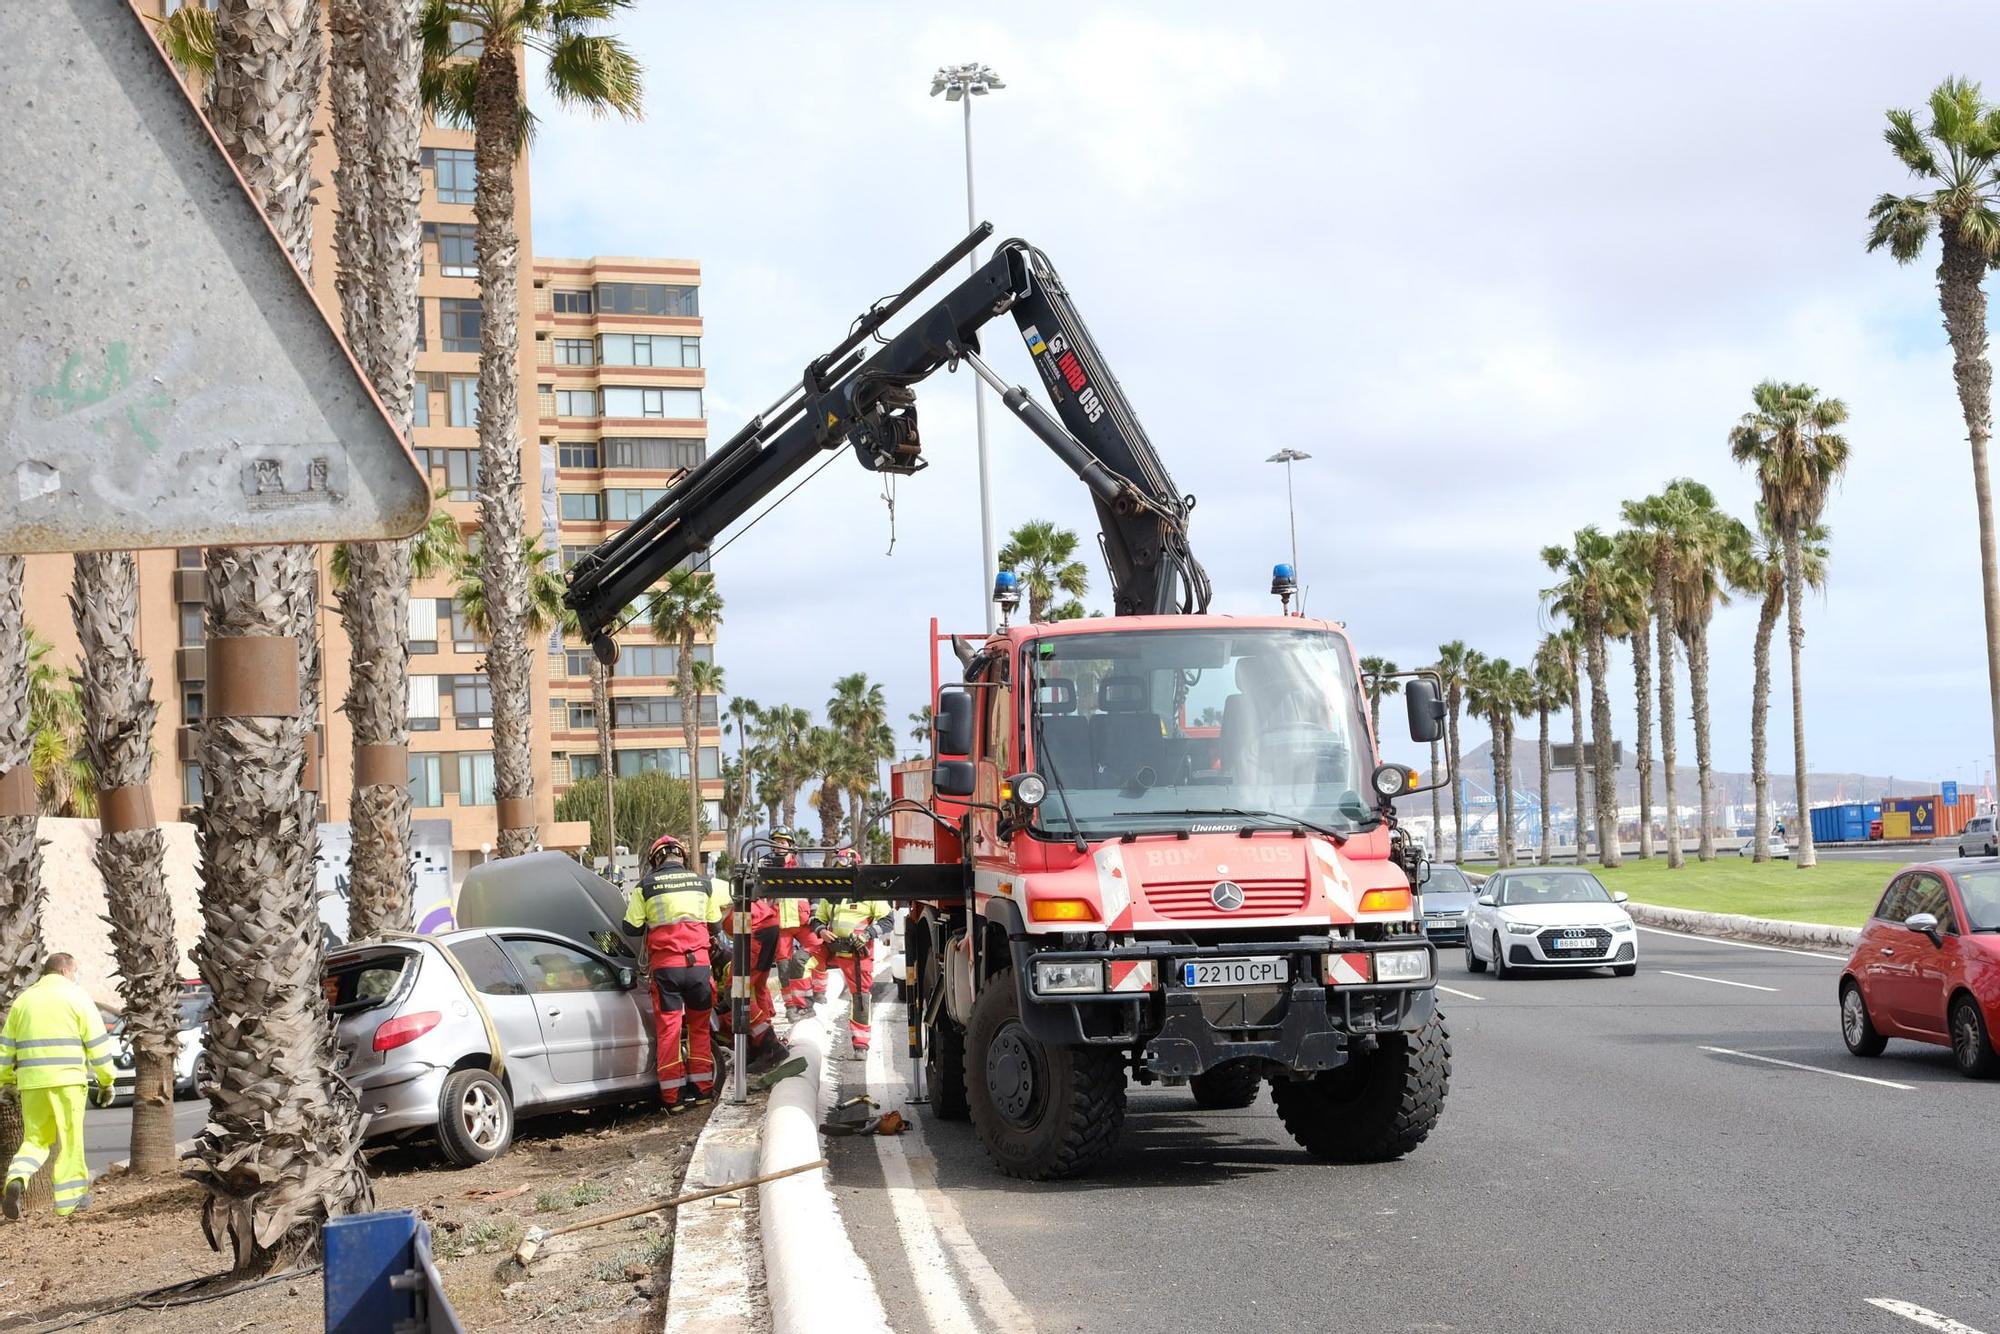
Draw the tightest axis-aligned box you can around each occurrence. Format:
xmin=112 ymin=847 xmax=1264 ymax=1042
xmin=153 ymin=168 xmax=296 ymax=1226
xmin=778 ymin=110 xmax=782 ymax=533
xmin=1211 ymin=881 xmax=1245 ymax=911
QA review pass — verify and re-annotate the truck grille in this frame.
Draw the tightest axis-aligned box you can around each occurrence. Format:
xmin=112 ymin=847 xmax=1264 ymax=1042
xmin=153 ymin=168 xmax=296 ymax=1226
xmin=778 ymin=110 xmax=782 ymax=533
xmin=1536 ymin=927 xmax=1612 ymax=958
xmin=1142 ymin=877 xmax=1310 ymax=919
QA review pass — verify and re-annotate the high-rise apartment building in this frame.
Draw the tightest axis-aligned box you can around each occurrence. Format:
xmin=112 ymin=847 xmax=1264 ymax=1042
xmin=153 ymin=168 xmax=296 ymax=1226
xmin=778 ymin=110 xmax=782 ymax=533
xmin=23 ymin=9 xmax=719 ymax=878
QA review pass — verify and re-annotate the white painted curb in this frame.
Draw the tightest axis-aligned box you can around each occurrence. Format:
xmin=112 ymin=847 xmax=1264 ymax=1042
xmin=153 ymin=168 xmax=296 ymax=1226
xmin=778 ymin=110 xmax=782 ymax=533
xmin=666 ymin=1093 xmax=766 ymax=1333
xmin=1628 ymin=901 xmax=1861 ymax=952
xmin=761 ymin=989 xmax=890 ymax=1334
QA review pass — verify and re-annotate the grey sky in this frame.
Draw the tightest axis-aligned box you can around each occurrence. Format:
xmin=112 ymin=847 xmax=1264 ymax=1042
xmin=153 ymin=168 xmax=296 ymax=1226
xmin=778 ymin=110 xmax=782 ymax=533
xmin=532 ymin=1 xmax=2000 ymax=791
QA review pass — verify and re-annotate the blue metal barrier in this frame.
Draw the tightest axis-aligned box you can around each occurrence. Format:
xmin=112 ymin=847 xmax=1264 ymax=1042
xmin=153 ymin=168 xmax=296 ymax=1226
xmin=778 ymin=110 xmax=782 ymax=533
xmin=324 ymin=1209 xmax=465 ymax=1334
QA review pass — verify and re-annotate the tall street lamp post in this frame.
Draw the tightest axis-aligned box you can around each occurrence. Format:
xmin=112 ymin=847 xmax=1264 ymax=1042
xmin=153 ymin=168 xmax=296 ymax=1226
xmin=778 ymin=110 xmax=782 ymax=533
xmin=1266 ymin=448 xmax=1312 ymax=586
xmin=932 ymin=62 xmax=1006 ymax=629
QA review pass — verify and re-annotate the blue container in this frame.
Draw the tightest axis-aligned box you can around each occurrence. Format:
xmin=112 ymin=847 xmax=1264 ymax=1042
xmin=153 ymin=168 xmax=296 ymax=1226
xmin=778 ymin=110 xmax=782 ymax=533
xmin=1810 ymin=805 xmax=1845 ymax=845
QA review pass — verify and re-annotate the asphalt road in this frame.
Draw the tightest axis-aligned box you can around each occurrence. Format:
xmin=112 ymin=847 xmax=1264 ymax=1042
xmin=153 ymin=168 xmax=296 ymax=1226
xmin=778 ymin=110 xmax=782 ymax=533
xmin=82 ymin=1098 xmax=208 ymax=1176
xmin=825 ymin=930 xmax=2000 ymax=1334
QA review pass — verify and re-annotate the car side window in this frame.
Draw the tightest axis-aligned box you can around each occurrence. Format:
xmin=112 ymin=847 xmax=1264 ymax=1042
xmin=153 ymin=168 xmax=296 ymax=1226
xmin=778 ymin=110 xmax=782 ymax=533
xmin=1905 ymin=873 xmax=1958 ymax=932
xmin=1872 ymin=876 xmax=1911 ymax=924
xmin=501 ymin=937 xmax=620 ymax=993
xmin=447 ymin=936 xmax=527 ymax=996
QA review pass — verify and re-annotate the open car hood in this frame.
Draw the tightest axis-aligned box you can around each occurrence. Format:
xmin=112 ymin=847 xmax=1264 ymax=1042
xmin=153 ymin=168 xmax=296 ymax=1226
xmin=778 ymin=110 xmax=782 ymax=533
xmin=456 ymin=851 xmax=637 ymax=960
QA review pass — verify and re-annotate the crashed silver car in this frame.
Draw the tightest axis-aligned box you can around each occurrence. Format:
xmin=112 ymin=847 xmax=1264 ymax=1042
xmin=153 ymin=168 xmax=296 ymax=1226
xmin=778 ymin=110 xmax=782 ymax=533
xmin=324 ymin=853 xmax=659 ymax=1165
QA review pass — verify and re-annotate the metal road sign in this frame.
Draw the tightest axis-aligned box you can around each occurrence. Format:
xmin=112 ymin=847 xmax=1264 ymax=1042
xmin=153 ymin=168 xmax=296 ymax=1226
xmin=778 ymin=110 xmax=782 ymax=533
xmin=1944 ymin=780 xmax=1959 ymax=808
xmin=0 ymin=0 xmax=429 ymax=554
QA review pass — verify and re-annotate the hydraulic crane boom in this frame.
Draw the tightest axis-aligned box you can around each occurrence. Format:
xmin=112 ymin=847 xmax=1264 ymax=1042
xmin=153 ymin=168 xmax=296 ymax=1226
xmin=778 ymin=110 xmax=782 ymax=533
xmin=564 ymin=225 xmax=1211 ymax=655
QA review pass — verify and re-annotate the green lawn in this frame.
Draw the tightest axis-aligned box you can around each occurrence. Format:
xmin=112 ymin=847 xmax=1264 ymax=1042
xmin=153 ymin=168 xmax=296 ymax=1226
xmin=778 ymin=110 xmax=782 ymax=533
xmin=1481 ymin=857 xmax=1893 ymax=929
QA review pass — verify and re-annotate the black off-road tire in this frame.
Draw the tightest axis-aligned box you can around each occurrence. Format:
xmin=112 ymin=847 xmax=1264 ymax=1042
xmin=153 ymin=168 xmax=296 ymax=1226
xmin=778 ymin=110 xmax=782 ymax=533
xmin=1950 ymin=995 xmax=1999 ymax=1079
xmin=926 ymin=1011 xmax=971 ymax=1121
xmin=436 ymin=1068 xmax=513 ymax=1167
xmin=1189 ymin=1061 xmax=1263 ymax=1110
xmin=966 ymin=968 xmax=1126 ymax=1180
xmin=1270 ymin=1012 xmax=1450 ymax=1163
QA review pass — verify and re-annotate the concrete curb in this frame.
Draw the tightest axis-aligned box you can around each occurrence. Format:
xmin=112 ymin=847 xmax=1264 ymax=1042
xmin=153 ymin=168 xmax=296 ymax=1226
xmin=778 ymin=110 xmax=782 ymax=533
xmin=665 ymin=1093 xmax=767 ymax=1333
xmin=1628 ymin=901 xmax=1860 ymax=953
xmin=761 ymin=992 xmax=890 ymax=1334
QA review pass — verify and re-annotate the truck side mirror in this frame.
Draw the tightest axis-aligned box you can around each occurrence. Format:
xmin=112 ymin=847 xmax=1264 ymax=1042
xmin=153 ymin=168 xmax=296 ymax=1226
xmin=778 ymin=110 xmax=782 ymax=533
xmin=936 ymin=689 xmax=976 ymax=757
xmin=1405 ymin=678 xmax=1445 ymax=744
xmin=934 ymin=760 xmax=977 ymax=797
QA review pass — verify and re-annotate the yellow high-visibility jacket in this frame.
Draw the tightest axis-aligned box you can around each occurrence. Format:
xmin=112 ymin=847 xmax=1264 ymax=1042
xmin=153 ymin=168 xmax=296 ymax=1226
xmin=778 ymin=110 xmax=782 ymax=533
xmin=0 ymin=974 xmax=116 ymax=1092
xmin=816 ymin=898 xmax=892 ymax=937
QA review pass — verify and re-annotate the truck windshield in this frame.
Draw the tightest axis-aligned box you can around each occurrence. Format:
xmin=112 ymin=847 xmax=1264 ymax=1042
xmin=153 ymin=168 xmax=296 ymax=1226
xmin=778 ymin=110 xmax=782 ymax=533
xmin=1024 ymin=626 xmax=1376 ymax=837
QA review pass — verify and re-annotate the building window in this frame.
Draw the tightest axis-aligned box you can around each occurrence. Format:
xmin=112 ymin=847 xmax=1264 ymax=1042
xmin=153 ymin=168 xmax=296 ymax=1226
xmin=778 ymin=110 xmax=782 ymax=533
xmin=451 ymin=674 xmax=492 ymax=729
xmin=559 ymin=492 xmax=604 ymax=522
xmin=179 ymin=603 xmax=204 ymax=646
xmin=611 ymin=746 xmax=722 ymax=780
xmin=554 ymin=338 xmax=594 ymax=366
xmin=408 ymin=754 xmax=443 ymax=809
xmin=611 ymin=643 xmax=710 ymax=677
xmin=562 ymin=647 xmax=593 ymax=676
xmin=552 ymin=289 xmax=593 ymax=315
xmin=435 ymin=223 xmax=477 ymax=277
xmin=601 ymin=386 xmax=703 ymax=420
xmin=415 ymin=300 xmax=426 ymax=351
xmin=447 ymin=600 xmax=487 ymax=651
xmin=182 ymin=765 xmax=204 ymax=808
xmin=567 ymin=700 xmax=596 ymax=731
xmin=440 ymin=297 xmax=482 ymax=353
xmin=182 ymin=688 xmax=203 ymax=722
xmin=408 ymin=674 xmax=441 ymax=730
xmin=604 ymin=487 xmax=667 ymax=522
xmin=557 ymin=442 xmax=599 ymax=469
xmin=447 ymin=375 xmax=479 ymax=427
xmin=604 ymin=437 xmax=705 ymax=471
xmin=417 ymin=447 xmax=480 ymax=501
xmin=457 ymin=753 xmax=496 ymax=806
xmin=595 ymin=283 xmax=699 ymax=317
xmin=571 ymin=753 xmax=602 ymax=781
xmin=176 ymin=546 xmax=202 ymax=569
xmin=408 ymin=599 xmax=439 ymax=654
xmin=555 ymin=389 xmax=596 ymax=418
xmin=411 ymin=382 xmax=431 ymax=428
xmin=597 ymin=334 xmax=700 ymax=368
xmin=559 ymin=546 xmax=593 ymax=572
xmin=613 ymin=695 xmax=674 ymax=727
xmin=433 ymin=149 xmax=475 ymax=205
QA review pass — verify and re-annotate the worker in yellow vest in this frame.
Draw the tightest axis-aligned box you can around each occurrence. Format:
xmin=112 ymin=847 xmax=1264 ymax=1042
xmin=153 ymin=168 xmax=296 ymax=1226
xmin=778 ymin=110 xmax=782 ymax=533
xmin=622 ymin=836 xmax=725 ymax=1111
xmin=0 ymin=954 xmax=116 ymax=1219
xmin=806 ymin=851 xmax=893 ymax=1052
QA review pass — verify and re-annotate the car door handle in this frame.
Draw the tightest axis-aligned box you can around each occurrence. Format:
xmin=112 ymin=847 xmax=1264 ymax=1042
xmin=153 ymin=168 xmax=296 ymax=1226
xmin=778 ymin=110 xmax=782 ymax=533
xmin=545 ymin=1008 xmax=562 ymax=1018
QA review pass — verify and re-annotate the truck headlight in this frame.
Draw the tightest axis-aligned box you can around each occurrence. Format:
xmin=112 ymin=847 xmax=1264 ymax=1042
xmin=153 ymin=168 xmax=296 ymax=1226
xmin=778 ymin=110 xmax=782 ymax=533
xmin=1033 ymin=960 xmax=1103 ymax=995
xmin=1374 ymin=949 xmax=1431 ymax=983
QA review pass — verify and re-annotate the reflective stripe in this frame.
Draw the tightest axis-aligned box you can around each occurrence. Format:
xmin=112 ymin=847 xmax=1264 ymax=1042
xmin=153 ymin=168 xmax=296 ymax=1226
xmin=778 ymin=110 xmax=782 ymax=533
xmin=85 ymin=1034 xmax=112 ymax=1049
xmin=7 ymin=1157 xmax=38 ymax=1176
xmin=55 ymin=1194 xmax=89 ymax=1214
xmin=53 ymin=1180 xmax=88 ymax=1198
xmin=14 ymin=1056 xmax=85 ymax=1068
xmin=12 ymin=1038 xmax=84 ymax=1050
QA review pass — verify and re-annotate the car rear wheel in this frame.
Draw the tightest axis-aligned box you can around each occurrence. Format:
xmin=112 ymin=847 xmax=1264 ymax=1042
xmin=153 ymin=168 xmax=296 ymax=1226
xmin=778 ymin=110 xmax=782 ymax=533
xmin=1839 ymin=981 xmax=1887 ymax=1058
xmin=1189 ymin=1061 xmax=1263 ymax=1110
xmin=1950 ymin=996 xmax=1999 ymax=1079
xmin=1464 ymin=940 xmax=1486 ymax=974
xmin=437 ymin=1068 xmax=513 ymax=1167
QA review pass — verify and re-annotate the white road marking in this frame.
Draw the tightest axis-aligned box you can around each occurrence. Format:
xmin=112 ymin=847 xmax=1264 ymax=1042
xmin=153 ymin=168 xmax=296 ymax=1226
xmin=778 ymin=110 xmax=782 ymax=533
xmin=865 ymin=1004 xmax=1037 ymax=1333
xmin=1636 ymin=925 xmax=1849 ymax=961
xmin=1698 ymin=1046 xmax=1915 ymax=1090
xmin=1659 ymin=970 xmax=1779 ymax=993
xmin=1867 ymin=1298 xmax=1990 ymax=1333
xmin=1436 ymin=985 xmax=1485 ymax=1002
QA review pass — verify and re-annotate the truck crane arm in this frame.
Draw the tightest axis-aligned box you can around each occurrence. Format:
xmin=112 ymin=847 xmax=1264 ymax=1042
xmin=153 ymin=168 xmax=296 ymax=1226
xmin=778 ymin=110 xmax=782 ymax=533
xmin=563 ymin=225 xmax=1210 ymax=655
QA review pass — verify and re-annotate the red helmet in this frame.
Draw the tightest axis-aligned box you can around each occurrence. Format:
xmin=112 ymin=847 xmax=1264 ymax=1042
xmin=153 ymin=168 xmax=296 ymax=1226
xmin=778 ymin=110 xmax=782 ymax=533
xmin=648 ymin=834 xmax=688 ymax=866
xmin=832 ymin=848 xmax=861 ymax=866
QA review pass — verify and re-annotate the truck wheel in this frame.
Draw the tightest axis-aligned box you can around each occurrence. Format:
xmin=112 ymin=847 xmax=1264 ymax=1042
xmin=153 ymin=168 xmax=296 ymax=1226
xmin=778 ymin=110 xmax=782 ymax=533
xmin=926 ymin=1012 xmax=971 ymax=1121
xmin=1270 ymin=1012 xmax=1450 ymax=1163
xmin=1189 ymin=1062 xmax=1262 ymax=1110
xmin=966 ymin=967 xmax=1125 ymax=1180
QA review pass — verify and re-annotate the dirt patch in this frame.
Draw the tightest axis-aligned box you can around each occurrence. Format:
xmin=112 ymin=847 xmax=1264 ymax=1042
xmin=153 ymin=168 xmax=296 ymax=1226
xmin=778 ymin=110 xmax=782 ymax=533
xmin=0 ymin=1100 xmax=709 ymax=1332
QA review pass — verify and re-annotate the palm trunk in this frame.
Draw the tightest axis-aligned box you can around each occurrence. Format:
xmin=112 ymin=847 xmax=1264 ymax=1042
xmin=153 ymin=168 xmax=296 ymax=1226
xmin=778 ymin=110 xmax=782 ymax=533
xmin=472 ymin=42 xmax=535 ymax=858
xmin=1940 ymin=233 xmax=2000 ymax=878
xmin=1499 ymin=714 xmax=1515 ymax=867
xmin=679 ymin=641 xmax=702 ymax=858
xmin=818 ymin=789 xmax=842 ymax=849
xmin=337 ymin=0 xmax=423 ymax=939
xmin=1570 ymin=675 xmax=1586 ymax=860
xmin=1368 ymin=690 xmax=1382 ymax=742
xmin=1750 ymin=583 xmax=1781 ymax=861
xmin=1446 ymin=691 xmax=1463 ymax=864
xmin=192 ymin=0 xmax=370 ymax=1272
xmin=0 ymin=556 xmax=49 ymax=1208
xmin=1686 ymin=616 xmax=1716 ymax=861
xmin=1784 ymin=528 xmax=1817 ymax=869
xmin=71 ymin=553 xmax=179 ymax=1174
xmin=1537 ymin=702 xmax=1552 ymax=864
xmin=594 ymin=660 xmax=614 ymax=857
xmin=1654 ymin=557 xmax=1683 ymax=869
xmin=1585 ymin=606 xmax=1621 ymax=868
xmin=1631 ymin=609 xmax=1655 ymax=859
xmin=1429 ymin=737 xmax=1442 ymax=860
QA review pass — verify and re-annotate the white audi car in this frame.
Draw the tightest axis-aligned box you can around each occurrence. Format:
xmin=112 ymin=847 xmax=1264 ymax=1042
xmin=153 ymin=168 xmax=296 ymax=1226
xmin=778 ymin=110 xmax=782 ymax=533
xmin=1463 ymin=868 xmax=1638 ymax=978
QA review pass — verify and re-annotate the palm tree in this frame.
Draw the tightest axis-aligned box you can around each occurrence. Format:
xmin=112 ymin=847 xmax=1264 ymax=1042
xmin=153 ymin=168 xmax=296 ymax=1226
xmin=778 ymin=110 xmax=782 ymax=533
xmin=1737 ymin=508 xmax=1832 ymax=861
xmin=69 ymin=555 xmax=180 ymax=1174
xmin=421 ymin=0 xmax=642 ymax=858
xmin=1623 ymin=488 xmax=1693 ymax=870
xmin=1359 ymin=657 xmax=1401 ymax=740
xmin=648 ymin=569 xmax=724 ymax=858
xmin=25 ymin=631 xmax=90 ymax=817
xmin=1542 ymin=527 xmax=1623 ymax=868
xmin=452 ymin=536 xmax=567 ymax=640
xmin=758 ymin=705 xmax=813 ymax=831
xmin=1663 ymin=482 xmax=1753 ymax=862
xmin=1609 ymin=531 xmax=1655 ymax=860
xmin=1467 ymin=657 xmax=1517 ymax=866
xmin=188 ymin=0 xmax=371 ymax=1272
xmin=1435 ymin=641 xmax=1473 ymax=864
xmin=908 ymin=706 xmax=933 ymax=754
xmin=1869 ymin=78 xmax=2000 ymax=801
xmin=723 ymin=697 xmax=761 ymax=853
xmin=828 ymin=673 xmax=893 ymax=856
xmin=997 ymin=520 xmax=1090 ymax=623
xmin=1532 ymin=638 xmax=1574 ymax=866
xmin=1730 ymin=382 xmax=1852 ymax=870
xmin=805 ymin=726 xmax=866 ymax=850
xmin=0 ymin=559 xmax=48 ymax=1212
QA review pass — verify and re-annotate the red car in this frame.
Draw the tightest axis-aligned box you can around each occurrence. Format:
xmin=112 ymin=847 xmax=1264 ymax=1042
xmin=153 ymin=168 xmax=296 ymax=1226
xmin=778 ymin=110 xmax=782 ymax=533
xmin=1840 ymin=859 xmax=2000 ymax=1078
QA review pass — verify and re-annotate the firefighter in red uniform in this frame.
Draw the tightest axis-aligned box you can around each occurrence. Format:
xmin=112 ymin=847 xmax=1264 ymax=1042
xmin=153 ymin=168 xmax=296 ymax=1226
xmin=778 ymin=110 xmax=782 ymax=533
xmin=767 ymin=830 xmax=819 ymax=1017
xmin=741 ymin=857 xmax=783 ymax=1057
xmin=623 ymin=834 xmax=724 ymax=1111
xmin=805 ymin=848 xmax=893 ymax=1052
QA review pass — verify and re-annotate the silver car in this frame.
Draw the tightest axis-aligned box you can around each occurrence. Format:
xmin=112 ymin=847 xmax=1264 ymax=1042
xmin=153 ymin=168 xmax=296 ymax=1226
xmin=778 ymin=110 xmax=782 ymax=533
xmin=325 ymin=927 xmax=657 ymax=1166
xmin=1418 ymin=864 xmax=1479 ymax=945
xmin=1959 ymin=816 xmax=1997 ymax=859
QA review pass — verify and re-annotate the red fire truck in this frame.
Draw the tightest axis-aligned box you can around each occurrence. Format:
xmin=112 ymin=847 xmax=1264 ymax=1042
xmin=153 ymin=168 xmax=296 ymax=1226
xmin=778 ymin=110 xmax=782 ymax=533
xmin=568 ymin=227 xmax=1452 ymax=1179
